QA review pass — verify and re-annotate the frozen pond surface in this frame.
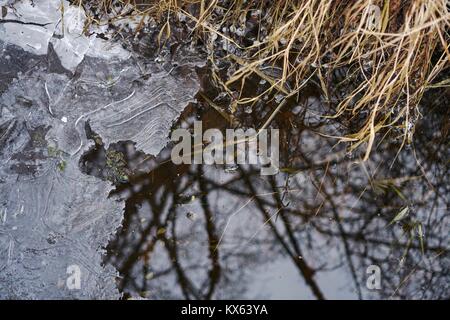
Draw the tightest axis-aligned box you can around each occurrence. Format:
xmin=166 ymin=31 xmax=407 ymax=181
xmin=0 ymin=0 xmax=201 ymax=299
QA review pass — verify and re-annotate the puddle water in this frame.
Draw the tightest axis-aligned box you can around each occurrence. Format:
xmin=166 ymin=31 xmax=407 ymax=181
xmin=80 ymin=79 xmax=449 ymax=300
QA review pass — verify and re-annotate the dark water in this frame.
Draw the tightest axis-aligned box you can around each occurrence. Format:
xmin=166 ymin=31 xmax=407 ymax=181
xmin=81 ymin=79 xmax=449 ymax=300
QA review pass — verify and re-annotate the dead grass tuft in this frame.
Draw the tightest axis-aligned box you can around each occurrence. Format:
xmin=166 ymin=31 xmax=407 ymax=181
xmin=76 ymin=0 xmax=450 ymax=160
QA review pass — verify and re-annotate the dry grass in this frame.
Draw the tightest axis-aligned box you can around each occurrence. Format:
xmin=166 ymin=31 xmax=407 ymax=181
xmin=75 ymin=0 xmax=450 ymax=160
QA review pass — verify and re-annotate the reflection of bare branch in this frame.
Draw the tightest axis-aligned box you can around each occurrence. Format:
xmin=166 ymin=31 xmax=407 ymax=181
xmin=102 ymin=87 xmax=449 ymax=300
xmin=242 ymin=171 xmax=325 ymax=300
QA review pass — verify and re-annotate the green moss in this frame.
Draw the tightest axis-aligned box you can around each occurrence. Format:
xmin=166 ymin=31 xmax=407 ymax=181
xmin=105 ymin=149 xmax=130 ymax=183
xmin=57 ymin=160 xmax=67 ymax=172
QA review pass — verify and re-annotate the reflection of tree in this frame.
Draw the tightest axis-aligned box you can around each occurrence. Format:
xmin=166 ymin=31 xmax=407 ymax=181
xmin=103 ymin=87 xmax=449 ymax=300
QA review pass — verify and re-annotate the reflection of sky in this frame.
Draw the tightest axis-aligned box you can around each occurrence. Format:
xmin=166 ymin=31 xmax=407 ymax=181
xmin=108 ymin=157 xmax=448 ymax=299
xmin=249 ymin=259 xmax=357 ymax=299
xmin=249 ymin=259 xmax=316 ymax=299
xmin=104 ymin=89 xmax=449 ymax=300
